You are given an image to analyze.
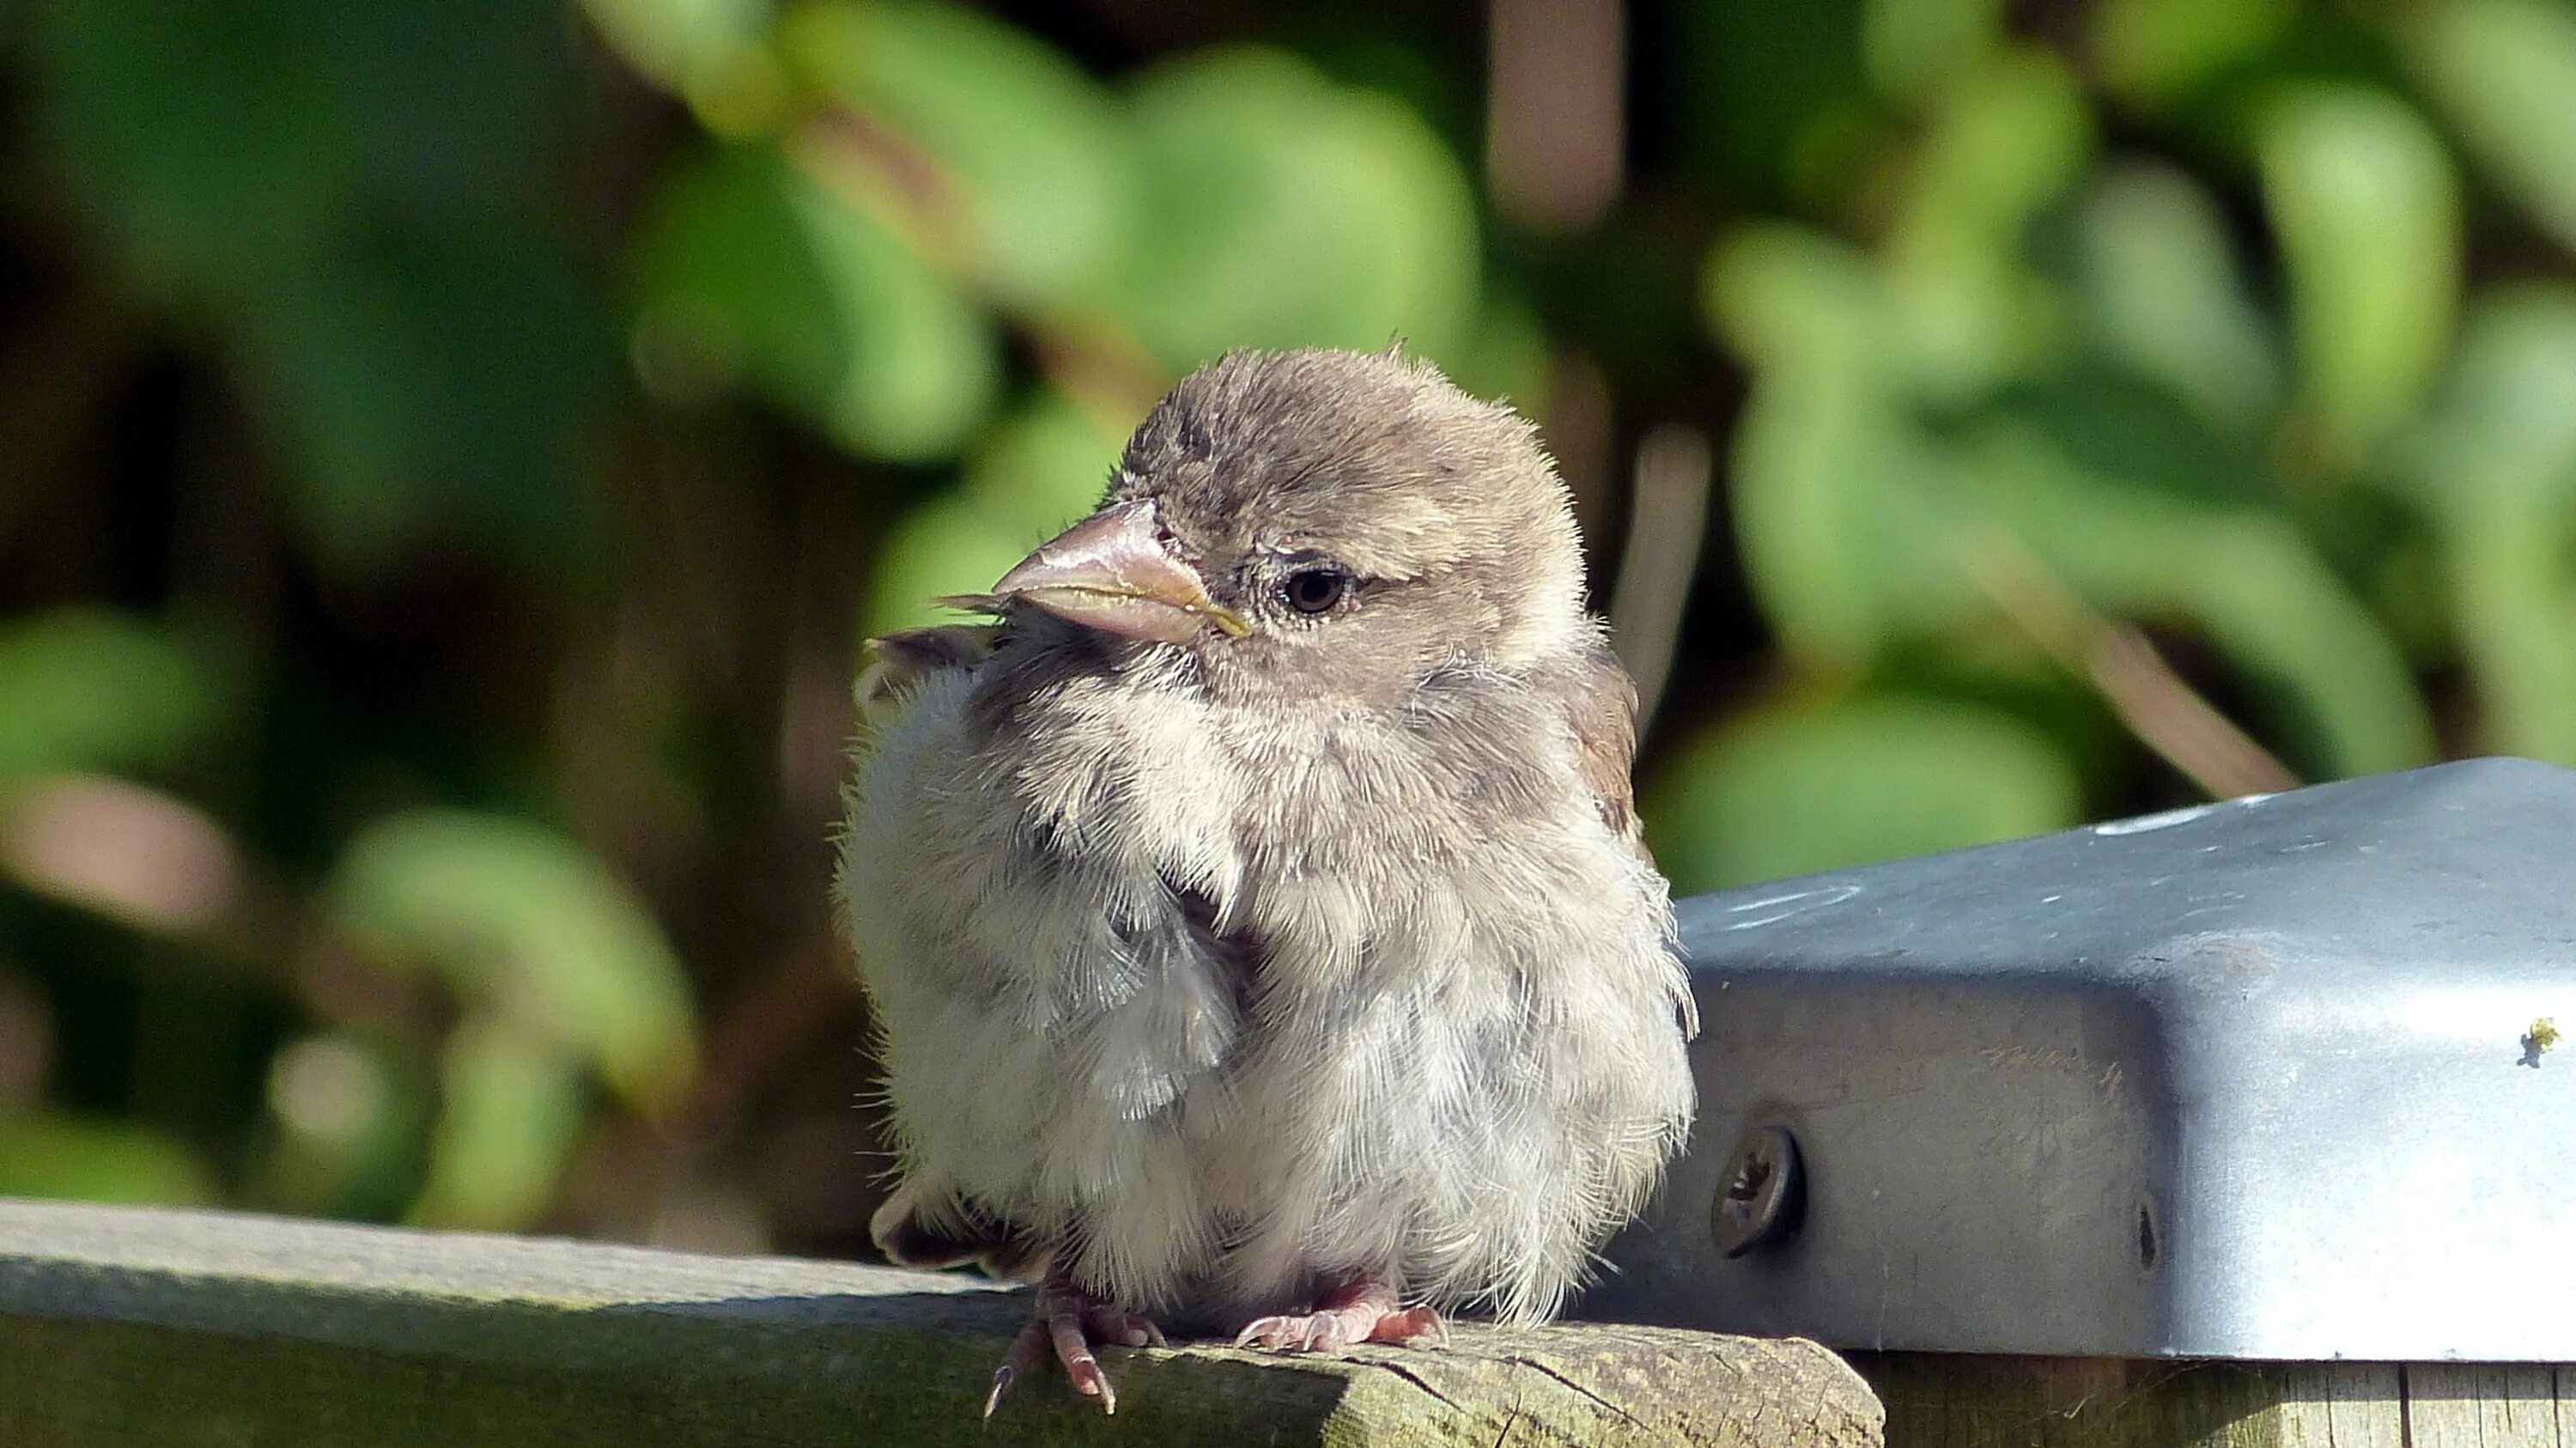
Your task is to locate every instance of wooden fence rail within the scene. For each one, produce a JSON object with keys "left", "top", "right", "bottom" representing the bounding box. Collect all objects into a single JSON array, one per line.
[
  {"left": 0, "top": 1198, "right": 1883, "bottom": 1447},
  {"left": 1856, "top": 1354, "right": 2571, "bottom": 1448}
]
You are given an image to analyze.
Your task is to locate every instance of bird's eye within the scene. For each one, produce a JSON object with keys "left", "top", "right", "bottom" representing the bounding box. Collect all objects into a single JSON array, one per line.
[{"left": 1279, "top": 566, "right": 1351, "bottom": 616}]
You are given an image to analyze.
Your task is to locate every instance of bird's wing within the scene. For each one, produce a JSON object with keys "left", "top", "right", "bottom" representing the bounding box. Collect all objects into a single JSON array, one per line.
[
  {"left": 1563, "top": 638, "right": 1647, "bottom": 857},
  {"left": 856, "top": 624, "right": 1044, "bottom": 1279},
  {"left": 1564, "top": 638, "right": 1701, "bottom": 1037},
  {"left": 868, "top": 1180, "right": 1051, "bottom": 1282},
  {"left": 856, "top": 624, "right": 998, "bottom": 726}
]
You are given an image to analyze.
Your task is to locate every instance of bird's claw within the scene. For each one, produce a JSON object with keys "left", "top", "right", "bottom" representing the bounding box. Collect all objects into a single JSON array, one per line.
[
  {"left": 983, "top": 1286, "right": 1163, "bottom": 1419},
  {"left": 1233, "top": 1299, "right": 1443, "bottom": 1353}
]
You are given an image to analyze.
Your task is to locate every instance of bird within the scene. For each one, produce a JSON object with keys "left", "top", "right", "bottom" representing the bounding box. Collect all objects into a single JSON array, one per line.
[{"left": 836, "top": 345, "right": 1698, "bottom": 1417}]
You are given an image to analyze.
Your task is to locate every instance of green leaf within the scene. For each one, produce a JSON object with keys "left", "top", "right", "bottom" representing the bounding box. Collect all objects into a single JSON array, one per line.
[
  {"left": 1441, "top": 293, "right": 1552, "bottom": 418},
  {"left": 1862, "top": 0, "right": 2004, "bottom": 108},
  {"left": 632, "top": 143, "right": 999, "bottom": 461},
  {"left": 1907, "top": 46, "right": 2095, "bottom": 244},
  {"left": 582, "top": 0, "right": 775, "bottom": 97},
  {"left": 27, "top": 0, "right": 355, "bottom": 301},
  {"left": 236, "top": 235, "right": 612, "bottom": 565},
  {"left": 0, "top": 1110, "right": 215, "bottom": 1205},
  {"left": 861, "top": 496, "right": 1036, "bottom": 641},
  {"left": 315, "top": 3, "right": 585, "bottom": 234},
  {"left": 2402, "top": 285, "right": 2576, "bottom": 517},
  {"left": 33, "top": 1, "right": 609, "bottom": 568},
  {"left": 33, "top": 0, "right": 585, "bottom": 295},
  {"left": 0, "top": 610, "right": 228, "bottom": 789},
  {"left": 1965, "top": 423, "right": 2437, "bottom": 777},
  {"left": 328, "top": 810, "right": 698, "bottom": 1113},
  {"left": 1705, "top": 222, "right": 2433, "bottom": 777},
  {"left": 1704, "top": 223, "right": 1883, "bottom": 379},
  {"left": 1115, "top": 47, "right": 1481, "bottom": 370},
  {"left": 862, "top": 387, "right": 1127, "bottom": 636},
  {"left": 1668, "top": 0, "right": 1872, "bottom": 202},
  {"left": 2397, "top": 284, "right": 2576, "bottom": 764},
  {"left": 2404, "top": 0, "right": 2576, "bottom": 259},
  {"left": 1883, "top": 47, "right": 2096, "bottom": 400},
  {"left": 784, "top": 0, "right": 1139, "bottom": 311},
  {"left": 1724, "top": 375, "right": 1984, "bottom": 665},
  {"left": 956, "top": 386, "right": 1129, "bottom": 532},
  {"left": 2255, "top": 83, "right": 2461, "bottom": 463},
  {"left": 2071, "top": 163, "right": 2281, "bottom": 437},
  {"left": 1646, "top": 691, "right": 2081, "bottom": 892},
  {"left": 2089, "top": 0, "right": 2293, "bottom": 109},
  {"left": 407, "top": 1017, "right": 586, "bottom": 1231},
  {"left": 254, "top": 1032, "right": 423, "bottom": 1221},
  {"left": 1704, "top": 226, "right": 1985, "bottom": 663}
]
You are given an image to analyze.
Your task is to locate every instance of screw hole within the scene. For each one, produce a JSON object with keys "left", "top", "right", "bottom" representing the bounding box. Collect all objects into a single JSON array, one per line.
[
  {"left": 1726, "top": 1158, "right": 1771, "bottom": 1204},
  {"left": 1710, "top": 1125, "right": 1803, "bottom": 1258}
]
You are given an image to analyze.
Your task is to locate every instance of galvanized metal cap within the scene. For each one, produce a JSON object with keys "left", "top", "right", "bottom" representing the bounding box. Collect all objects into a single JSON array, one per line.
[{"left": 1585, "top": 757, "right": 2576, "bottom": 1360}]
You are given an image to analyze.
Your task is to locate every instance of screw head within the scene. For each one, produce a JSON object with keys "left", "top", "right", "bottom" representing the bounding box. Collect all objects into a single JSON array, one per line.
[{"left": 1711, "top": 1124, "right": 1804, "bottom": 1258}]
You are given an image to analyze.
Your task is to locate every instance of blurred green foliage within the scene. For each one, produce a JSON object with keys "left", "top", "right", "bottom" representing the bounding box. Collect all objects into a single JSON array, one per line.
[{"left": 1, "top": 0, "right": 2572, "bottom": 1244}]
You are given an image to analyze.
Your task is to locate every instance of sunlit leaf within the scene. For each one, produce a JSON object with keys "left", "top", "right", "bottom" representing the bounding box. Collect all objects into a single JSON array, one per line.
[
  {"left": 1724, "top": 375, "right": 1984, "bottom": 665},
  {"left": 1704, "top": 225, "right": 1984, "bottom": 662},
  {"left": 2405, "top": 0, "right": 2576, "bottom": 259},
  {"left": 861, "top": 496, "right": 1033, "bottom": 642},
  {"left": 2255, "top": 83, "right": 2461, "bottom": 464},
  {"left": 2090, "top": 0, "right": 2292, "bottom": 109},
  {"left": 1704, "top": 223, "right": 1882, "bottom": 377},
  {"left": 0, "top": 611, "right": 228, "bottom": 789},
  {"left": 2402, "top": 286, "right": 2576, "bottom": 516},
  {"left": 633, "top": 143, "right": 999, "bottom": 461},
  {"left": 2072, "top": 163, "right": 2281, "bottom": 437},
  {"left": 1862, "top": 0, "right": 2003, "bottom": 108},
  {"left": 1884, "top": 46, "right": 2095, "bottom": 399},
  {"left": 0, "top": 1110, "right": 215, "bottom": 1205},
  {"left": 1707, "top": 219, "right": 2433, "bottom": 777},
  {"left": 1966, "top": 424, "right": 2437, "bottom": 777},
  {"left": 1647, "top": 691, "right": 2081, "bottom": 892},
  {"left": 328, "top": 810, "right": 698, "bottom": 1113},
  {"left": 863, "top": 387, "right": 1127, "bottom": 636},
  {"left": 1907, "top": 46, "right": 2094, "bottom": 246},
  {"left": 2426, "top": 503, "right": 2576, "bottom": 769},
  {"left": 956, "top": 386, "right": 1129, "bottom": 531},
  {"left": 1114, "top": 48, "right": 1480, "bottom": 370},
  {"left": 407, "top": 1017, "right": 586, "bottom": 1230},
  {"left": 784, "top": 0, "right": 1138, "bottom": 311},
  {"left": 582, "top": 0, "right": 775, "bottom": 99},
  {"left": 2397, "top": 284, "right": 2576, "bottom": 764}
]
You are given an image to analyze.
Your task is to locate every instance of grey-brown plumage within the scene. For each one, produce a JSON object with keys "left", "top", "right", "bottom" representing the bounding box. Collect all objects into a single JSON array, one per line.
[{"left": 837, "top": 347, "right": 1696, "bottom": 1414}]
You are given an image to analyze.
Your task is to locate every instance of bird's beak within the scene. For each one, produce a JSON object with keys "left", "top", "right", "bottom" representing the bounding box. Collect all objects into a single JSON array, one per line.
[{"left": 987, "top": 499, "right": 1249, "bottom": 643}]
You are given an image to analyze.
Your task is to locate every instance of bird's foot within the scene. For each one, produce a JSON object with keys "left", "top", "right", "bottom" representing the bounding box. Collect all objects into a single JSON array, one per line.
[
  {"left": 986, "top": 1275, "right": 1165, "bottom": 1419},
  {"left": 1233, "top": 1277, "right": 1445, "bottom": 1353}
]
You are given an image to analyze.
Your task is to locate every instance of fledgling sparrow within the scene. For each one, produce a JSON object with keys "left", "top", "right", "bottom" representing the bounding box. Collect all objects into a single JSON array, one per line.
[{"left": 837, "top": 347, "right": 1697, "bottom": 1416}]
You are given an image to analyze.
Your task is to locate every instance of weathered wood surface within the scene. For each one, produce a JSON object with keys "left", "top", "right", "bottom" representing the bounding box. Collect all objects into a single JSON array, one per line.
[
  {"left": 0, "top": 1198, "right": 1882, "bottom": 1446},
  {"left": 1856, "top": 1355, "right": 2572, "bottom": 1448}
]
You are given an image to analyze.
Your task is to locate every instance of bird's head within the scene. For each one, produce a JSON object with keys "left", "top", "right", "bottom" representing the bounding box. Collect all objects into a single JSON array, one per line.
[{"left": 983, "top": 348, "right": 1587, "bottom": 700}]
